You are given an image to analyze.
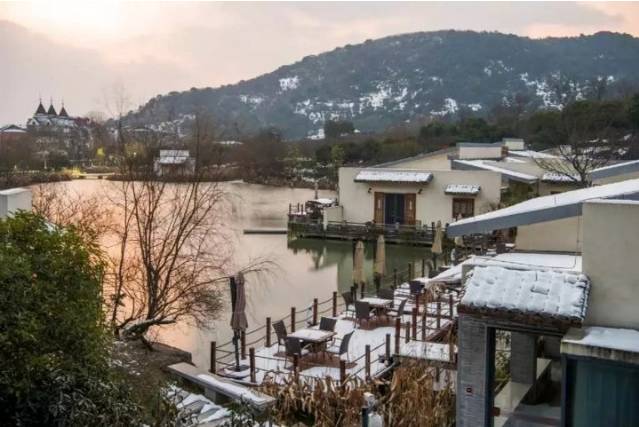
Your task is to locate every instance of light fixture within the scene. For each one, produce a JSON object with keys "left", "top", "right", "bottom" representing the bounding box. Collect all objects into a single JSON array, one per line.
[
  {"left": 418, "top": 188, "right": 423, "bottom": 194},
  {"left": 368, "top": 187, "right": 372, "bottom": 194}
]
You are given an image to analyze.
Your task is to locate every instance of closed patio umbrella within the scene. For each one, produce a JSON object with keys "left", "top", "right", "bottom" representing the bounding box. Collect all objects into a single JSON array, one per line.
[
  {"left": 374, "top": 235, "right": 386, "bottom": 290},
  {"left": 230, "top": 272, "right": 248, "bottom": 372},
  {"left": 431, "top": 221, "right": 444, "bottom": 270},
  {"left": 353, "top": 240, "right": 366, "bottom": 287}
]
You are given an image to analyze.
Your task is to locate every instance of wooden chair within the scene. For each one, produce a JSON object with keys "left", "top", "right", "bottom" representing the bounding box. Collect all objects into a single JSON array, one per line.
[
  {"left": 319, "top": 316, "right": 337, "bottom": 332},
  {"left": 354, "top": 300, "right": 373, "bottom": 328},
  {"left": 284, "top": 337, "right": 309, "bottom": 368},
  {"left": 409, "top": 280, "right": 425, "bottom": 296},
  {"left": 377, "top": 288, "right": 395, "bottom": 307},
  {"left": 273, "top": 320, "right": 287, "bottom": 352},
  {"left": 341, "top": 291, "right": 355, "bottom": 317},
  {"left": 386, "top": 298, "right": 408, "bottom": 320},
  {"left": 326, "top": 330, "right": 354, "bottom": 362}
]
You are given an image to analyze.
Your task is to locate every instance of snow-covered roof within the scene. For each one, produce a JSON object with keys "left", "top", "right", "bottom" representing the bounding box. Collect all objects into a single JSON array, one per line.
[
  {"left": 447, "top": 178, "right": 639, "bottom": 237},
  {"left": 452, "top": 159, "right": 538, "bottom": 184},
  {"left": 563, "top": 326, "right": 639, "bottom": 355},
  {"left": 158, "top": 150, "right": 191, "bottom": 165},
  {"left": 541, "top": 172, "right": 580, "bottom": 183},
  {"left": 0, "top": 124, "right": 27, "bottom": 133},
  {"left": 459, "top": 265, "right": 590, "bottom": 327},
  {"left": 354, "top": 169, "right": 433, "bottom": 184},
  {"left": 591, "top": 159, "right": 639, "bottom": 180},
  {"left": 509, "top": 150, "right": 557, "bottom": 160},
  {"left": 445, "top": 184, "right": 481, "bottom": 195}
]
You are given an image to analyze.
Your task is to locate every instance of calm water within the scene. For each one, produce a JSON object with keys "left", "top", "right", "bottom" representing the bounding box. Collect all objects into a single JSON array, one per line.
[{"left": 50, "top": 180, "right": 430, "bottom": 367}]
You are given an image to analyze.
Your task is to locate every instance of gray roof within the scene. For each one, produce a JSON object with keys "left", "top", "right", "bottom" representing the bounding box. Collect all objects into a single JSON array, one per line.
[
  {"left": 452, "top": 159, "right": 538, "bottom": 184},
  {"left": 591, "top": 159, "right": 639, "bottom": 180},
  {"left": 372, "top": 147, "right": 454, "bottom": 168},
  {"left": 459, "top": 265, "right": 590, "bottom": 328},
  {"left": 447, "top": 178, "right": 639, "bottom": 237}
]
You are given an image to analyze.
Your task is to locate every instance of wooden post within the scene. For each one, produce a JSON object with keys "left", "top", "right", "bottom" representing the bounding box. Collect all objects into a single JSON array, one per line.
[
  {"left": 449, "top": 336, "right": 455, "bottom": 363},
  {"left": 437, "top": 301, "right": 441, "bottom": 329},
  {"left": 293, "top": 355, "right": 299, "bottom": 381},
  {"left": 360, "top": 281, "right": 365, "bottom": 299},
  {"left": 210, "top": 341, "right": 216, "bottom": 374},
  {"left": 365, "top": 345, "right": 371, "bottom": 380},
  {"left": 385, "top": 333, "right": 391, "bottom": 361},
  {"left": 448, "top": 294, "right": 454, "bottom": 319},
  {"left": 241, "top": 330, "right": 246, "bottom": 360},
  {"left": 332, "top": 291, "right": 338, "bottom": 317},
  {"left": 340, "top": 360, "right": 346, "bottom": 385},
  {"left": 249, "top": 348, "right": 256, "bottom": 383},
  {"left": 265, "top": 317, "right": 271, "bottom": 348},
  {"left": 422, "top": 258, "right": 426, "bottom": 277},
  {"left": 408, "top": 262, "right": 413, "bottom": 280},
  {"left": 412, "top": 307, "right": 418, "bottom": 340},
  {"left": 415, "top": 293, "right": 421, "bottom": 315},
  {"left": 312, "top": 298, "right": 318, "bottom": 326},
  {"left": 405, "top": 322, "right": 410, "bottom": 343},
  {"left": 421, "top": 312, "right": 427, "bottom": 341},
  {"left": 393, "top": 268, "right": 398, "bottom": 288},
  {"left": 291, "top": 307, "right": 296, "bottom": 333},
  {"left": 394, "top": 318, "right": 401, "bottom": 354}
]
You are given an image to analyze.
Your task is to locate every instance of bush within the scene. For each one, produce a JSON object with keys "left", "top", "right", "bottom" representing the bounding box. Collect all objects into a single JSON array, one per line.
[{"left": 0, "top": 213, "right": 142, "bottom": 425}]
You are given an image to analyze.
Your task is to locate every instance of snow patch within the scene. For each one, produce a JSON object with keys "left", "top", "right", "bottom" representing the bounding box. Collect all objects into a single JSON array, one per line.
[{"left": 279, "top": 76, "right": 300, "bottom": 91}]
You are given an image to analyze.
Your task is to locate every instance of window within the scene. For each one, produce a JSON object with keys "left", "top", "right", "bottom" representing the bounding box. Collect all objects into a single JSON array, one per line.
[{"left": 453, "top": 198, "right": 474, "bottom": 219}]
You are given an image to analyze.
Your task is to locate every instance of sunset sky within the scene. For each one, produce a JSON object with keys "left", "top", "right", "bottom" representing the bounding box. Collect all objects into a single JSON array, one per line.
[{"left": 1, "top": 1, "right": 639, "bottom": 124}]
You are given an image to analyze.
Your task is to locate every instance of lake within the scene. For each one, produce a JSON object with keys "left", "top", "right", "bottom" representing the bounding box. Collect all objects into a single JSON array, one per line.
[{"left": 49, "top": 179, "right": 430, "bottom": 368}]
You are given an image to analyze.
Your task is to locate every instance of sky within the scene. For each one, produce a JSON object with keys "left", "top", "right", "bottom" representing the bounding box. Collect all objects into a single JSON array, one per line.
[{"left": 1, "top": 1, "right": 639, "bottom": 125}]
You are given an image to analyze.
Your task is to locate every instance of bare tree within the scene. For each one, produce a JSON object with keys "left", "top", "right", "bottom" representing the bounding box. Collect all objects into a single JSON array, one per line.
[{"left": 534, "top": 100, "right": 628, "bottom": 187}]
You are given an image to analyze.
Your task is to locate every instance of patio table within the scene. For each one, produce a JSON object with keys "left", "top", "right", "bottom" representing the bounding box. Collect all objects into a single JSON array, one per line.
[
  {"left": 359, "top": 297, "right": 393, "bottom": 318},
  {"left": 287, "top": 328, "right": 337, "bottom": 355}
]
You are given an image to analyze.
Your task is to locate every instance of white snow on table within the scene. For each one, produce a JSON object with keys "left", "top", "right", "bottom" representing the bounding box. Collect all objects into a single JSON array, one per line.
[
  {"left": 562, "top": 326, "right": 639, "bottom": 354},
  {"left": 354, "top": 169, "right": 433, "bottom": 183},
  {"left": 448, "top": 178, "right": 639, "bottom": 235},
  {"left": 461, "top": 266, "right": 589, "bottom": 321},
  {"left": 445, "top": 184, "right": 481, "bottom": 195}
]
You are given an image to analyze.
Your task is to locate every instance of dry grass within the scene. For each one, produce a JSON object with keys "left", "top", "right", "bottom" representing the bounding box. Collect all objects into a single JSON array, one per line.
[{"left": 259, "top": 360, "right": 455, "bottom": 426}]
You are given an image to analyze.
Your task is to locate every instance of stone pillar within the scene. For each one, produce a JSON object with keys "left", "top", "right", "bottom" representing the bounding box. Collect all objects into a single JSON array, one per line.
[
  {"left": 510, "top": 332, "right": 537, "bottom": 384},
  {"left": 456, "top": 314, "right": 490, "bottom": 427}
]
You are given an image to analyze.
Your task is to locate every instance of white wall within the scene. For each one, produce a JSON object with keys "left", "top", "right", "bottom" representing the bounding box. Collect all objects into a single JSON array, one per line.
[
  {"left": 338, "top": 168, "right": 501, "bottom": 226},
  {"left": 582, "top": 200, "right": 639, "bottom": 329},
  {"left": 515, "top": 216, "right": 582, "bottom": 253},
  {"left": 0, "top": 188, "right": 32, "bottom": 218},
  {"left": 458, "top": 145, "right": 502, "bottom": 160}
]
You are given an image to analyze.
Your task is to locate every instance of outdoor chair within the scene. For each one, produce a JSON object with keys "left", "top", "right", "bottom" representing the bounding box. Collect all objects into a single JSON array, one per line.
[
  {"left": 377, "top": 288, "right": 395, "bottom": 307},
  {"left": 273, "top": 320, "right": 288, "bottom": 352},
  {"left": 284, "top": 337, "right": 309, "bottom": 368},
  {"left": 409, "top": 280, "right": 425, "bottom": 296},
  {"left": 354, "top": 300, "right": 373, "bottom": 328},
  {"left": 386, "top": 298, "right": 408, "bottom": 321},
  {"left": 341, "top": 291, "right": 355, "bottom": 317},
  {"left": 319, "top": 316, "right": 337, "bottom": 332},
  {"left": 326, "top": 330, "right": 354, "bottom": 362}
]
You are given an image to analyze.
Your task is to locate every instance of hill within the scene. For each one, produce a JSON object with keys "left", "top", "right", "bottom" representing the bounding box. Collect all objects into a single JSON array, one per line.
[{"left": 123, "top": 30, "right": 639, "bottom": 139}]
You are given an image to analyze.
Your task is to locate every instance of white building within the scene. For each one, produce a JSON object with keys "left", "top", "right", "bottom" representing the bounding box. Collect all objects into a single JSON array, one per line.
[
  {"left": 153, "top": 150, "right": 195, "bottom": 177},
  {"left": 0, "top": 188, "right": 32, "bottom": 219},
  {"left": 448, "top": 180, "right": 639, "bottom": 426}
]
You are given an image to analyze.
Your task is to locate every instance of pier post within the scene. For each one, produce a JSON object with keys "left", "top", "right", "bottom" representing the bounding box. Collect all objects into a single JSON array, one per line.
[
  {"left": 291, "top": 307, "right": 296, "bottom": 333},
  {"left": 405, "top": 322, "right": 410, "bottom": 344},
  {"left": 312, "top": 298, "right": 318, "bottom": 326},
  {"left": 394, "top": 318, "right": 401, "bottom": 354},
  {"left": 448, "top": 294, "right": 454, "bottom": 319},
  {"left": 421, "top": 311, "right": 427, "bottom": 341},
  {"left": 415, "top": 293, "right": 420, "bottom": 315},
  {"left": 422, "top": 258, "right": 426, "bottom": 277},
  {"left": 360, "top": 282, "right": 365, "bottom": 299},
  {"left": 449, "top": 335, "right": 455, "bottom": 363},
  {"left": 412, "top": 307, "right": 417, "bottom": 340},
  {"left": 436, "top": 301, "right": 441, "bottom": 329},
  {"left": 408, "top": 262, "right": 413, "bottom": 280},
  {"left": 210, "top": 341, "right": 216, "bottom": 374},
  {"left": 332, "top": 291, "right": 338, "bottom": 317},
  {"left": 393, "top": 268, "right": 398, "bottom": 288},
  {"left": 340, "top": 360, "right": 347, "bottom": 385},
  {"left": 241, "top": 330, "right": 246, "bottom": 359},
  {"left": 365, "top": 345, "right": 371, "bottom": 380},
  {"left": 266, "top": 317, "right": 271, "bottom": 348},
  {"left": 385, "top": 334, "right": 391, "bottom": 361},
  {"left": 249, "top": 348, "right": 256, "bottom": 383}
]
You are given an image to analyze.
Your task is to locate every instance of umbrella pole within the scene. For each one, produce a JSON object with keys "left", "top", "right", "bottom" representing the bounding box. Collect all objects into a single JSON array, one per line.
[{"left": 233, "top": 330, "right": 241, "bottom": 371}]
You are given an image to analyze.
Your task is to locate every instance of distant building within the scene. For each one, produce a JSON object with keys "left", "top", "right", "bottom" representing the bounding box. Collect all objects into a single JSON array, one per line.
[
  {"left": 153, "top": 150, "right": 195, "bottom": 177},
  {"left": 0, "top": 124, "right": 28, "bottom": 142},
  {"left": 27, "top": 100, "right": 78, "bottom": 132}
]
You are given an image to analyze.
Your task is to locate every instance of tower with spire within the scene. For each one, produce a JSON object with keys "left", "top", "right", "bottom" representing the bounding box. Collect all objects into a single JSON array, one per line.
[{"left": 27, "top": 97, "right": 77, "bottom": 130}]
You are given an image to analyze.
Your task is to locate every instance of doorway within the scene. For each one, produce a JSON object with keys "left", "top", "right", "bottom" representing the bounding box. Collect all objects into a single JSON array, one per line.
[{"left": 384, "top": 193, "right": 405, "bottom": 225}]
